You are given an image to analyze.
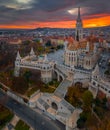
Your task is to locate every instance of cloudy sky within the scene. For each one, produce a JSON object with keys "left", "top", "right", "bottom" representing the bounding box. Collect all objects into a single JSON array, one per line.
[{"left": 0, "top": 0, "right": 110, "bottom": 29}]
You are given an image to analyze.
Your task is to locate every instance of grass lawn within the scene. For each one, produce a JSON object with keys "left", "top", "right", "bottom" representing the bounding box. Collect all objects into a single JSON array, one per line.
[
  {"left": 26, "top": 80, "right": 60, "bottom": 97},
  {"left": 26, "top": 85, "right": 56, "bottom": 97},
  {"left": 0, "top": 105, "right": 13, "bottom": 129},
  {"left": 26, "top": 86, "right": 39, "bottom": 97},
  {"left": 40, "top": 85, "right": 55, "bottom": 93},
  {"left": 40, "top": 80, "right": 60, "bottom": 93},
  {"left": 15, "top": 120, "right": 30, "bottom": 130}
]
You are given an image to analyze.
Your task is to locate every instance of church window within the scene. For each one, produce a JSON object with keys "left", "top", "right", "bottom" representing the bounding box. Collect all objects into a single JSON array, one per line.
[
  {"left": 93, "top": 82, "right": 96, "bottom": 85},
  {"left": 105, "top": 88, "right": 107, "bottom": 91}
]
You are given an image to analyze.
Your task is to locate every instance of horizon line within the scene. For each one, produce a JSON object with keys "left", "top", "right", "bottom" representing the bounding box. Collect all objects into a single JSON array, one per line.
[{"left": 0, "top": 25, "right": 110, "bottom": 30}]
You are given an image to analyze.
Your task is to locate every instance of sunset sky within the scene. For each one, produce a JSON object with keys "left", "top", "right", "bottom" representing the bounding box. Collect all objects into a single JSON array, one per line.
[{"left": 0, "top": 0, "right": 110, "bottom": 29}]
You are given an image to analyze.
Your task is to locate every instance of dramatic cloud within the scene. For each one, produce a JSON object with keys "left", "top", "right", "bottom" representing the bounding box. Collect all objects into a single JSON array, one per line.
[{"left": 0, "top": 0, "right": 110, "bottom": 28}]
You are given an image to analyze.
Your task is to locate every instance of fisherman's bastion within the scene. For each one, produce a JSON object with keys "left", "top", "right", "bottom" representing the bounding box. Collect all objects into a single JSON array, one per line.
[{"left": 14, "top": 8, "right": 110, "bottom": 130}]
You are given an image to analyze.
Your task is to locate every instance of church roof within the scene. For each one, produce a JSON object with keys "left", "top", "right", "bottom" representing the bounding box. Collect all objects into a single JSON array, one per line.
[
  {"left": 67, "top": 38, "right": 95, "bottom": 52},
  {"left": 67, "top": 40, "right": 79, "bottom": 51},
  {"left": 16, "top": 51, "right": 21, "bottom": 60}
]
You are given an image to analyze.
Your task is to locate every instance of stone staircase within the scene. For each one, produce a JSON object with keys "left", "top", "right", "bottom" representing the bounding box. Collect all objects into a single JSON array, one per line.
[{"left": 54, "top": 79, "right": 72, "bottom": 98}]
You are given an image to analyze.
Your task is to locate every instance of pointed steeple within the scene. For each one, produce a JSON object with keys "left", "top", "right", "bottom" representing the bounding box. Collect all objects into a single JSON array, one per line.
[
  {"left": 75, "top": 7, "right": 83, "bottom": 41},
  {"left": 16, "top": 51, "right": 21, "bottom": 61},
  {"left": 77, "top": 7, "right": 81, "bottom": 22},
  {"left": 30, "top": 47, "right": 35, "bottom": 56},
  {"left": 44, "top": 54, "right": 48, "bottom": 62}
]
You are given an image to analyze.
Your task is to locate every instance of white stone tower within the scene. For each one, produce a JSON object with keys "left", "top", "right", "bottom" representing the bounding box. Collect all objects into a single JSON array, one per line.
[
  {"left": 75, "top": 7, "right": 83, "bottom": 41},
  {"left": 30, "top": 47, "right": 36, "bottom": 58},
  {"left": 14, "top": 51, "right": 21, "bottom": 77},
  {"left": 86, "top": 42, "right": 90, "bottom": 52},
  {"left": 41, "top": 55, "right": 53, "bottom": 83},
  {"left": 93, "top": 43, "right": 97, "bottom": 54}
]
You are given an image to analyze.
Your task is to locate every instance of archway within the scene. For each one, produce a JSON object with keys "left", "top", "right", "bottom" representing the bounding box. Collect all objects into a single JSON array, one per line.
[
  {"left": 59, "top": 75, "right": 63, "bottom": 82},
  {"left": 53, "top": 71, "right": 58, "bottom": 80},
  {"left": 75, "top": 82, "right": 83, "bottom": 89},
  {"left": 51, "top": 102, "right": 58, "bottom": 110}
]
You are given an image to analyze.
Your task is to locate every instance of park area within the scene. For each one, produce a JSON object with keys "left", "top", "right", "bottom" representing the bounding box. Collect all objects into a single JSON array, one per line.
[
  {"left": 15, "top": 120, "right": 30, "bottom": 130},
  {"left": 65, "top": 83, "right": 110, "bottom": 130},
  {"left": 0, "top": 104, "right": 13, "bottom": 129}
]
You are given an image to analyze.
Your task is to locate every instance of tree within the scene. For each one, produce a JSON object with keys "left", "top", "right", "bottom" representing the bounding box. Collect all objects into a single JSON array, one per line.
[
  {"left": 45, "top": 40, "right": 52, "bottom": 47},
  {"left": 77, "top": 112, "right": 87, "bottom": 128},
  {"left": 23, "top": 71, "right": 32, "bottom": 82},
  {"left": 82, "top": 90, "right": 93, "bottom": 109},
  {"left": 23, "top": 40, "right": 31, "bottom": 45},
  {"left": 11, "top": 77, "right": 29, "bottom": 94}
]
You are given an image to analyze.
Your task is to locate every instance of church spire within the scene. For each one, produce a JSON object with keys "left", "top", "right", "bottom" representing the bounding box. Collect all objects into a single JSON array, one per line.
[
  {"left": 16, "top": 51, "right": 21, "bottom": 61},
  {"left": 30, "top": 47, "right": 35, "bottom": 57},
  {"left": 77, "top": 7, "right": 81, "bottom": 22},
  {"left": 44, "top": 54, "right": 48, "bottom": 62},
  {"left": 75, "top": 7, "right": 83, "bottom": 41}
]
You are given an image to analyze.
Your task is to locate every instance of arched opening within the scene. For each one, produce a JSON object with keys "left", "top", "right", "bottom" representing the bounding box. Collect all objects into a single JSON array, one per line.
[
  {"left": 53, "top": 71, "right": 58, "bottom": 80},
  {"left": 75, "top": 82, "right": 83, "bottom": 89},
  {"left": 59, "top": 75, "right": 63, "bottom": 82},
  {"left": 51, "top": 102, "right": 58, "bottom": 110}
]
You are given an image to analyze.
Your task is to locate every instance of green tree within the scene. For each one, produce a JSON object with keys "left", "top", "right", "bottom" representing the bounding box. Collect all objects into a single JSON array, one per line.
[
  {"left": 23, "top": 71, "right": 32, "bottom": 82},
  {"left": 45, "top": 40, "right": 52, "bottom": 47},
  {"left": 23, "top": 40, "right": 31, "bottom": 45},
  {"left": 82, "top": 90, "right": 93, "bottom": 109},
  {"left": 77, "top": 112, "right": 87, "bottom": 128},
  {"left": 11, "top": 77, "right": 29, "bottom": 94}
]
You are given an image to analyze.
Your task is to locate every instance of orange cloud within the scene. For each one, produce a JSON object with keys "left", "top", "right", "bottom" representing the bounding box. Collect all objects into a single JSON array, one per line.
[{"left": 0, "top": 15, "right": 110, "bottom": 29}]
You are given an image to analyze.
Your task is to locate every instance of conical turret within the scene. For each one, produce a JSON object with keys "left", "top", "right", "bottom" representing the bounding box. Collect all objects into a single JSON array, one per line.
[
  {"left": 44, "top": 54, "right": 48, "bottom": 62},
  {"left": 92, "top": 64, "right": 100, "bottom": 80},
  {"left": 16, "top": 51, "right": 21, "bottom": 61},
  {"left": 30, "top": 47, "right": 35, "bottom": 56}
]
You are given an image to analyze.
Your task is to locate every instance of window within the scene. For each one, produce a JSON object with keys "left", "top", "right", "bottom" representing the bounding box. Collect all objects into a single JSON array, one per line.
[
  {"left": 93, "top": 82, "right": 96, "bottom": 85},
  {"left": 105, "top": 88, "right": 107, "bottom": 91}
]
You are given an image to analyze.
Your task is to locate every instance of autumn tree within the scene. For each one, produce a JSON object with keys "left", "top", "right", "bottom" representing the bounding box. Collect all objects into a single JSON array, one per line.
[
  {"left": 82, "top": 90, "right": 93, "bottom": 109},
  {"left": 11, "top": 77, "right": 29, "bottom": 94}
]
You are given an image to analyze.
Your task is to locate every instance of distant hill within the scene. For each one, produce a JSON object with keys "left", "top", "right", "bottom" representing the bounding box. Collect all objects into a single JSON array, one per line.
[{"left": 0, "top": 25, "right": 110, "bottom": 32}]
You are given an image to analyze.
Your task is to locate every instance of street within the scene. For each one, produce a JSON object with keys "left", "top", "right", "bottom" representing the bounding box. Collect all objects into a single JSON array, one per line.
[{"left": 0, "top": 90, "right": 65, "bottom": 130}]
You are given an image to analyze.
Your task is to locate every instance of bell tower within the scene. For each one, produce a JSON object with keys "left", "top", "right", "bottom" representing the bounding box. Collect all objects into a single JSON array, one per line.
[{"left": 75, "top": 7, "right": 83, "bottom": 41}]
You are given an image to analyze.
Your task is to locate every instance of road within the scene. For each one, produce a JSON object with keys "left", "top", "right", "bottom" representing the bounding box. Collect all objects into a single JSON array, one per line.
[{"left": 0, "top": 90, "right": 65, "bottom": 130}]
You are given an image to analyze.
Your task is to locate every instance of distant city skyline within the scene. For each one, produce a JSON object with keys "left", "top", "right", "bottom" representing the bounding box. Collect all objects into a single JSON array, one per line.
[{"left": 0, "top": 0, "right": 110, "bottom": 29}]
